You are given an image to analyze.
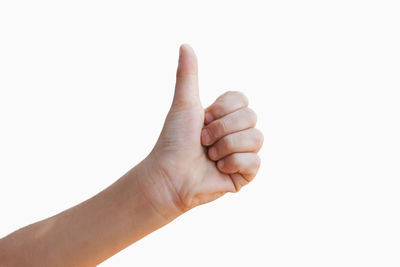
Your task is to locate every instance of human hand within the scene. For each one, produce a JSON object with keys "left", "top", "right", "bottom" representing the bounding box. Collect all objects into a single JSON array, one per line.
[
  {"left": 138, "top": 44, "right": 263, "bottom": 217},
  {"left": 0, "top": 44, "right": 263, "bottom": 267}
]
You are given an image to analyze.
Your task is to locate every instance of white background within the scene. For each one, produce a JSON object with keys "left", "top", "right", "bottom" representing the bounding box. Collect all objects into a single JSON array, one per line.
[{"left": 1, "top": 1, "right": 399, "bottom": 266}]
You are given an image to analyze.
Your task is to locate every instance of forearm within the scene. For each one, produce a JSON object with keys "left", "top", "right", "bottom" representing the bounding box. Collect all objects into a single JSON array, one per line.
[{"left": 0, "top": 158, "right": 181, "bottom": 267}]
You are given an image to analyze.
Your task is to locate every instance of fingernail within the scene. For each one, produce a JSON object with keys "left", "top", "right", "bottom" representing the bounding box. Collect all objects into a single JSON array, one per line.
[
  {"left": 202, "top": 128, "right": 211, "bottom": 144},
  {"left": 218, "top": 160, "right": 224, "bottom": 169},
  {"left": 178, "top": 45, "right": 184, "bottom": 62},
  {"left": 205, "top": 112, "right": 214, "bottom": 124},
  {"left": 209, "top": 147, "right": 217, "bottom": 159},
  {"left": 179, "top": 44, "right": 183, "bottom": 56}
]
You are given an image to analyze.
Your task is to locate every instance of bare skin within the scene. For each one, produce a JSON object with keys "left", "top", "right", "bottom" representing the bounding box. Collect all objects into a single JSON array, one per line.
[{"left": 0, "top": 44, "right": 263, "bottom": 266}]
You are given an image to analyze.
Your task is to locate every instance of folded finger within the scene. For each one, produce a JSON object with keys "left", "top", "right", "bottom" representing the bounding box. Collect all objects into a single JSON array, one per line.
[
  {"left": 208, "top": 128, "right": 264, "bottom": 161},
  {"left": 204, "top": 91, "right": 248, "bottom": 124},
  {"left": 201, "top": 107, "right": 257, "bottom": 146},
  {"left": 217, "top": 153, "right": 261, "bottom": 181}
]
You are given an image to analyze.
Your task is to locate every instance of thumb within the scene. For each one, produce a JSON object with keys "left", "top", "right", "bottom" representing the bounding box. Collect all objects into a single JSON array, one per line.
[{"left": 172, "top": 44, "right": 200, "bottom": 107}]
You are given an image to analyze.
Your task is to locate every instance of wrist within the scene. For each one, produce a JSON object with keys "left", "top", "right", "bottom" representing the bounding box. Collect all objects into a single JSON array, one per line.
[{"left": 126, "top": 155, "right": 185, "bottom": 224}]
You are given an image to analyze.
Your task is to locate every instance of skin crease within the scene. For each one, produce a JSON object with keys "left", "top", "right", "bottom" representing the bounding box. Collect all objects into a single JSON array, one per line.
[{"left": 0, "top": 44, "right": 263, "bottom": 266}]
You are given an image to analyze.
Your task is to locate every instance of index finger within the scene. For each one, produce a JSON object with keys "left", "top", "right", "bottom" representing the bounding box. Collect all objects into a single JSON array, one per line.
[{"left": 204, "top": 91, "right": 249, "bottom": 124}]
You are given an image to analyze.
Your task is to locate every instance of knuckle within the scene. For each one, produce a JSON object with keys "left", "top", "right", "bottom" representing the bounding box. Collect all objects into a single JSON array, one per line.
[
  {"left": 225, "top": 91, "right": 249, "bottom": 106},
  {"left": 253, "top": 128, "right": 264, "bottom": 148},
  {"left": 234, "top": 91, "right": 249, "bottom": 106},
  {"left": 223, "top": 90, "right": 237, "bottom": 97},
  {"left": 254, "top": 155, "right": 261, "bottom": 170},
  {"left": 244, "top": 107, "right": 258, "bottom": 126}
]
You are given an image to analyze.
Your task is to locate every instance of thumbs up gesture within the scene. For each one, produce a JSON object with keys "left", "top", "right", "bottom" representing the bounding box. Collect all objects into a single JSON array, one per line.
[{"left": 139, "top": 44, "right": 263, "bottom": 215}]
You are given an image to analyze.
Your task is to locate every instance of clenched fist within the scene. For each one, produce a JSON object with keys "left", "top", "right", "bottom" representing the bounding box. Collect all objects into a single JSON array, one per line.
[{"left": 138, "top": 44, "right": 263, "bottom": 216}]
